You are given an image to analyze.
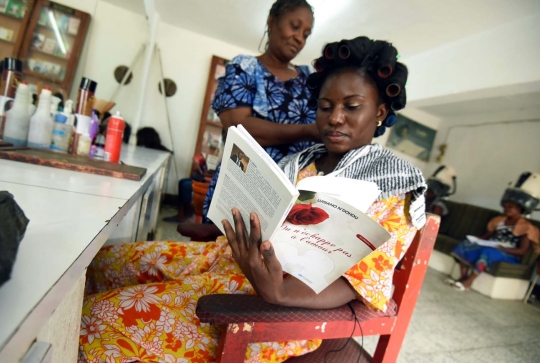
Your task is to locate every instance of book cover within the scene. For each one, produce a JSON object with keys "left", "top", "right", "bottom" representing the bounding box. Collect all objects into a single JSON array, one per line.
[
  {"left": 42, "top": 38, "right": 56, "bottom": 54},
  {"left": 0, "top": 27, "right": 14, "bottom": 41},
  {"left": 0, "top": 0, "right": 8, "bottom": 13},
  {"left": 31, "top": 33, "right": 45, "bottom": 50},
  {"left": 208, "top": 126, "right": 391, "bottom": 293},
  {"left": 68, "top": 17, "right": 80, "bottom": 35}
]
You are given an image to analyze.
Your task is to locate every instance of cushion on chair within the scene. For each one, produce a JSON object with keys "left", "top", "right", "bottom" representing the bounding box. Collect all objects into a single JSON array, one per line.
[
  {"left": 487, "top": 261, "right": 535, "bottom": 279},
  {"left": 196, "top": 294, "right": 397, "bottom": 325},
  {"left": 286, "top": 338, "right": 372, "bottom": 363}
]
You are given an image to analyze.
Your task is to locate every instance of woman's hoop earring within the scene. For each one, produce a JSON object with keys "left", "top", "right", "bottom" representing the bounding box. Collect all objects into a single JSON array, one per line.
[
  {"left": 377, "top": 120, "right": 383, "bottom": 127},
  {"left": 258, "top": 29, "right": 268, "bottom": 53}
]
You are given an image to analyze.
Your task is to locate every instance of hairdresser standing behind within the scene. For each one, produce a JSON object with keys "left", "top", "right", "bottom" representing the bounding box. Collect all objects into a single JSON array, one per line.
[{"left": 202, "top": 0, "right": 319, "bottom": 221}]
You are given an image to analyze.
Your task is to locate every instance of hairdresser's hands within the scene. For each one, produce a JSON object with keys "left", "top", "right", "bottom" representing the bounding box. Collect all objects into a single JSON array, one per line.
[{"left": 223, "top": 209, "right": 285, "bottom": 304}]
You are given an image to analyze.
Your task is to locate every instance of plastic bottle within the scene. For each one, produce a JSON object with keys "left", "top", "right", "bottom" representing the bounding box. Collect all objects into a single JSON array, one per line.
[
  {"left": 71, "top": 77, "right": 97, "bottom": 154},
  {"left": 50, "top": 96, "right": 62, "bottom": 118},
  {"left": 104, "top": 112, "right": 124, "bottom": 163},
  {"left": 27, "top": 87, "right": 54, "bottom": 149},
  {"left": 0, "top": 58, "right": 23, "bottom": 139},
  {"left": 50, "top": 114, "right": 72, "bottom": 153},
  {"left": 3, "top": 81, "right": 31, "bottom": 146},
  {"left": 62, "top": 99, "right": 75, "bottom": 126},
  {"left": 92, "top": 134, "right": 106, "bottom": 160},
  {"left": 77, "top": 132, "right": 91, "bottom": 156}
]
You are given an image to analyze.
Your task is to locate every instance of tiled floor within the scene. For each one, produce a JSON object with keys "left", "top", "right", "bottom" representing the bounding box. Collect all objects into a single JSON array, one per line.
[{"left": 156, "top": 205, "right": 540, "bottom": 363}]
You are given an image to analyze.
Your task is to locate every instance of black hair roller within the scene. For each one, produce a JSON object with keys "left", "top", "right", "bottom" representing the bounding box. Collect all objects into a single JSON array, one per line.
[
  {"left": 391, "top": 63, "right": 408, "bottom": 88},
  {"left": 312, "top": 58, "right": 324, "bottom": 73},
  {"left": 338, "top": 43, "right": 351, "bottom": 60},
  {"left": 375, "top": 44, "right": 398, "bottom": 78},
  {"left": 386, "top": 83, "right": 401, "bottom": 97},
  {"left": 307, "top": 96, "right": 318, "bottom": 110},
  {"left": 391, "top": 89, "right": 406, "bottom": 111},
  {"left": 306, "top": 72, "right": 321, "bottom": 90},
  {"left": 323, "top": 43, "right": 337, "bottom": 60}
]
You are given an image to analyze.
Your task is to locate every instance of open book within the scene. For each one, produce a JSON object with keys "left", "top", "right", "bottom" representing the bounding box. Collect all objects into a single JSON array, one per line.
[
  {"left": 466, "top": 235, "right": 513, "bottom": 249},
  {"left": 208, "top": 125, "right": 391, "bottom": 294}
]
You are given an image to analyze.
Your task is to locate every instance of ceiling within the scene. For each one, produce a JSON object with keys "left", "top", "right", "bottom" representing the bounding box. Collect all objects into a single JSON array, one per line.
[
  {"left": 101, "top": 0, "right": 540, "bottom": 64},
  {"left": 418, "top": 91, "right": 540, "bottom": 118}
]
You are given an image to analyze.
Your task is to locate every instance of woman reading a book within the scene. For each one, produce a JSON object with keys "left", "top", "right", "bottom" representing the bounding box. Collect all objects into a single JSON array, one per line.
[
  {"left": 449, "top": 199, "right": 538, "bottom": 291},
  {"left": 79, "top": 37, "right": 426, "bottom": 363}
]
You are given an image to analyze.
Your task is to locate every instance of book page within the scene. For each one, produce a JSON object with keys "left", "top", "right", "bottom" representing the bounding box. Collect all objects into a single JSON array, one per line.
[
  {"left": 208, "top": 126, "right": 299, "bottom": 242},
  {"left": 466, "top": 235, "right": 513, "bottom": 248},
  {"left": 272, "top": 192, "right": 391, "bottom": 294},
  {"left": 296, "top": 176, "right": 380, "bottom": 213}
]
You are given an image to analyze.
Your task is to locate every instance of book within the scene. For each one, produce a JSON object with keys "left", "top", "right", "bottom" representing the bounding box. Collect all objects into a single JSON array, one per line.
[
  {"left": 0, "top": 0, "right": 8, "bottom": 13},
  {"left": 466, "top": 235, "right": 513, "bottom": 249},
  {"left": 208, "top": 125, "right": 391, "bottom": 293},
  {"left": 0, "top": 27, "right": 14, "bottom": 42},
  {"left": 68, "top": 17, "right": 80, "bottom": 35},
  {"left": 42, "top": 38, "right": 56, "bottom": 54}
]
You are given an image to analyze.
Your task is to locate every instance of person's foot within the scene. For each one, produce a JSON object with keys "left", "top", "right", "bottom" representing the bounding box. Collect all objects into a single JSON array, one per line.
[
  {"left": 443, "top": 277, "right": 456, "bottom": 286},
  {"left": 453, "top": 281, "right": 470, "bottom": 292}
]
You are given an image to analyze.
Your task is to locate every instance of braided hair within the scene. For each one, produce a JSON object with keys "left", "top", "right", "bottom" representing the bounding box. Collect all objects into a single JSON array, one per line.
[
  {"left": 268, "top": 0, "right": 313, "bottom": 21},
  {"left": 307, "top": 36, "right": 408, "bottom": 137}
]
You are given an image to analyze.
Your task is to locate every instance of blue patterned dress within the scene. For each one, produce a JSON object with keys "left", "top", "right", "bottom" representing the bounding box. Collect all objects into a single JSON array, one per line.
[{"left": 202, "top": 55, "right": 316, "bottom": 222}]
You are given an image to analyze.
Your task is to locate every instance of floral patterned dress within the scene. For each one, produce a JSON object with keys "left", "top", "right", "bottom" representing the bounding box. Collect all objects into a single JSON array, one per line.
[{"left": 79, "top": 164, "right": 417, "bottom": 363}]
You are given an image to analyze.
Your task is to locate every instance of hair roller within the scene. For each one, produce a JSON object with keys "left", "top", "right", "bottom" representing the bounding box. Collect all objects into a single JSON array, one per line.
[
  {"left": 386, "top": 83, "right": 401, "bottom": 97},
  {"left": 383, "top": 112, "right": 398, "bottom": 127},
  {"left": 390, "top": 63, "right": 408, "bottom": 87},
  {"left": 312, "top": 58, "right": 324, "bottom": 72},
  {"left": 391, "top": 89, "right": 407, "bottom": 111},
  {"left": 375, "top": 44, "right": 398, "bottom": 78},
  {"left": 323, "top": 43, "right": 337, "bottom": 60},
  {"left": 306, "top": 72, "right": 321, "bottom": 90},
  {"left": 374, "top": 125, "right": 386, "bottom": 138},
  {"left": 338, "top": 44, "right": 351, "bottom": 60},
  {"left": 307, "top": 97, "right": 318, "bottom": 110}
]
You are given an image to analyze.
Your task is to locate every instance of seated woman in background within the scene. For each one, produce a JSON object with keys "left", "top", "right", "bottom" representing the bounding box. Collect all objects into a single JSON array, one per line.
[
  {"left": 450, "top": 195, "right": 539, "bottom": 291},
  {"left": 79, "top": 36, "right": 426, "bottom": 363}
]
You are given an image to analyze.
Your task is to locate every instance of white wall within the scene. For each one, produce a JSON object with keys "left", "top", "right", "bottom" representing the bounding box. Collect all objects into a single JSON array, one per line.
[{"left": 425, "top": 107, "right": 540, "bottom": 220}]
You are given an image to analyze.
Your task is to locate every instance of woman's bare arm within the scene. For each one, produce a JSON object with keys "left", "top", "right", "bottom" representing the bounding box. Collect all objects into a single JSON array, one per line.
[
  {"left": 499, "top": 236, "right": 531, "bottom": 257},
  {"left": 219, "top": 108, "right": 320, "bottom": 147}
]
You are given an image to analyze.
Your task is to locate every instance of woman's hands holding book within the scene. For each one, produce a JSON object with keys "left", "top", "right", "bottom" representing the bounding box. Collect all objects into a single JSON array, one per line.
[
  {"left": 222, "top": 209, "right": 285, "bottom": 304},
  {"left": 222, "top": 208, "right": 357, "bottom": 309}
]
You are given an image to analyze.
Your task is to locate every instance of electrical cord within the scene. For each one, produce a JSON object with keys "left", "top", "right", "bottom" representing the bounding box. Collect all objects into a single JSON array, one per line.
[{"left": 323, "top": 302, "right": 364, "bottom": 363}]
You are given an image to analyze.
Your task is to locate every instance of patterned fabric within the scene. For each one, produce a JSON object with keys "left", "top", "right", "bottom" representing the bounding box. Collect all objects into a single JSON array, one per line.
[
  {"left": 279, "top": 143, "right": 427, "bottom": 229},
  {"left": 295, "top": 161, "right": 319, "bottom": 183},
  {"left": 79, "top": 164, "right": 417, "bottom": 362},
  {"left": 212, "top": 55, "right": 316, "bottom": 161}
]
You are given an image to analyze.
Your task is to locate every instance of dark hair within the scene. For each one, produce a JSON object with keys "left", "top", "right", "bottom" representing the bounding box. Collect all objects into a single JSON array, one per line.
[
  {"left": 136, "top": 127, "right": 170, "bottom": 152},
  {"left": 307, "top": 36, "right": 408, "bottom": 137},
  {"left": 269, "top": 0, "right": 313, "bottom": 21}
]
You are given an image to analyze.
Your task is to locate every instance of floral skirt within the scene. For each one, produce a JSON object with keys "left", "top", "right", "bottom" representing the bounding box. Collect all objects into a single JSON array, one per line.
[
  {"left": 79, "top": 238, "right": 321, "bottom": 363},
  {"left": 451, "top": 241, "right": 520, "bottom": 273}
]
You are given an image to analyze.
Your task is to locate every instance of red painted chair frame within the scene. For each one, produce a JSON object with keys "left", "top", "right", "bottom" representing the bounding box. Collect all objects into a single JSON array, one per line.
[{"left": 196, "top": 214, "right": 440, "bottom": 362}]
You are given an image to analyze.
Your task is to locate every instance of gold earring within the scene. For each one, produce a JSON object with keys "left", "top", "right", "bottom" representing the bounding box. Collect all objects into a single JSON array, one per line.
[{"left": 377, "top": 120, "right": 382, "bottom": 127}]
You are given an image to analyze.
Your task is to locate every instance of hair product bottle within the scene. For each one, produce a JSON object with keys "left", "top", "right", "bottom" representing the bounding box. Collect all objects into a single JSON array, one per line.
[
  {"left": 27, "top": 87, "right": 54, "bottom": 149},
  {"left": 3, "top": 81, "right": 31, "bottom": 146}
]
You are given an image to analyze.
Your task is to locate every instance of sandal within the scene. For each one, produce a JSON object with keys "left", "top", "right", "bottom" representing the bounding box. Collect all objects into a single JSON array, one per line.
[
  {"left": 443, "top": 277, "right": 455, "bottom": 286},
  {"left": 453, "top": 282, "right": 469, "bottom": 292}
]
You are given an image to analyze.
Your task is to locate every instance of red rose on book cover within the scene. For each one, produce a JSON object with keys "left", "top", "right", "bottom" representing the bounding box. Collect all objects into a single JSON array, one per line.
[{"left": 286, "top": 203, "right": 329, "bottom": 225}]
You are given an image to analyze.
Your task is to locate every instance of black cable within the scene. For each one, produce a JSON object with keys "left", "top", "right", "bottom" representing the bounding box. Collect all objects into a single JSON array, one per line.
[{"left": 323, "top": 303, "right": 364, "bottom": 363}]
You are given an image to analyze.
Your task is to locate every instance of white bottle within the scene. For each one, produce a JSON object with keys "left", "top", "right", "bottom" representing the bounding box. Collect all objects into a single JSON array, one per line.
[
  {"left": 3, "top": 82, "right": 32, "bottom": 146},
  {"left": 50, "top": 114, "right": 72, "bottom": 153},
  {"left": 50, "top": 96, "right": 61, "bottom": 118},
  {"left": 62, "top": 99, "right": 75, "bottom": 126},
  {"left": 27, "top": 88, "right": 54, "bottom": 149}
]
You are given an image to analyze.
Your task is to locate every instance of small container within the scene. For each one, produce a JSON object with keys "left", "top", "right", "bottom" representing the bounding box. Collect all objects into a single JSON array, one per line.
[
  {"left": 104, "top": 112, "right": 124, "bottom": 163},
  {"left": 76, "top": 132, "right": 91, "bottom": 156},
  {"left": 50, "top": 114, "right": 71, "bottom": 153},
  {"left": 92, "top": 134, "right": 105, "bottom": 160}
]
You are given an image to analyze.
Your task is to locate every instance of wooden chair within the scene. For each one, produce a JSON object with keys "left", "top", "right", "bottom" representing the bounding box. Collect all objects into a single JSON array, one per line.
[{"left": 196, "top": 214, "right": 440, "bottom": 363}]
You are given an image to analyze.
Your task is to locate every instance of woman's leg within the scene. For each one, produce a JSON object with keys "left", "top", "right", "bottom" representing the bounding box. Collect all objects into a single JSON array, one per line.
[
  {"left": 85, "top": 240, "right": 225, "bottom": 295},
  {"left": 458, "top": 261, "right": 470, "bottom": 282}
]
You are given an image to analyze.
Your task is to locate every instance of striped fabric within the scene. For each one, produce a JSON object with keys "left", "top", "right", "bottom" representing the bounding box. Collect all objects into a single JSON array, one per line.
[{"left": 279, "top": 143, "right": 427, "bottom": 228}]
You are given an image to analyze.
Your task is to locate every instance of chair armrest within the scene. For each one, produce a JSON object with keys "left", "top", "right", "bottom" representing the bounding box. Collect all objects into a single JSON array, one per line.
[
  {"left": 177, "top": 223, "right": 223, "bottom": 242},
  {"left": 196, "top": 294, "right": 396, "bottom": 325}
]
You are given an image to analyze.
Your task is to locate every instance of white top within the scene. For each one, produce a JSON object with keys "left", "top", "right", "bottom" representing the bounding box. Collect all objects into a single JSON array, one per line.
[{"left": 0, "top": 145, "right": 170, "bottom": 360}]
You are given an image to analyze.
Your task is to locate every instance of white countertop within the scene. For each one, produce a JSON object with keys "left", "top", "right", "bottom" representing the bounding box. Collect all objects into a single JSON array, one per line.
[{"left": 0, "top": 145, "right": 170, "bottom": 360}]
